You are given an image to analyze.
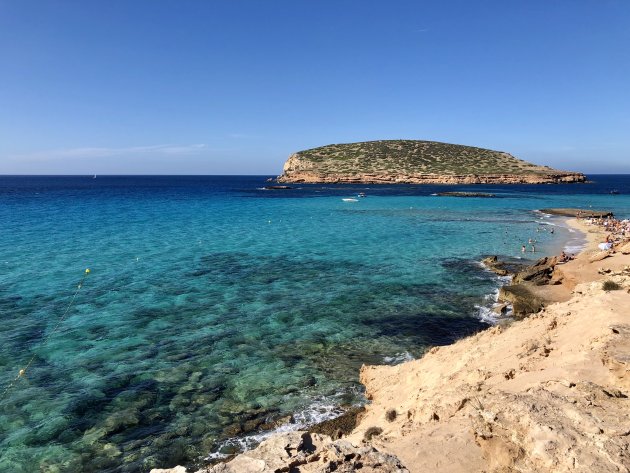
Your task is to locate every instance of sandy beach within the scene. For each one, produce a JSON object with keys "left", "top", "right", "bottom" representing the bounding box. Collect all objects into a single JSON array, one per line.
[{"left": 153, "top": 216, "right": 630, "bottom": 472}]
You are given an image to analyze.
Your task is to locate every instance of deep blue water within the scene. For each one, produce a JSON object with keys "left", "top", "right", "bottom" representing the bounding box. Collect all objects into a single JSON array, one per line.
[{"left": 1, "top": 175, "right": 629, "bottom": 472}]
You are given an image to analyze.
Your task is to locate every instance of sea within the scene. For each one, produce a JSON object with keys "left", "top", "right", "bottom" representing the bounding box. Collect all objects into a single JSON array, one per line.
[{"left": 1, "top": 175, "right": 629, "bottom": 472}]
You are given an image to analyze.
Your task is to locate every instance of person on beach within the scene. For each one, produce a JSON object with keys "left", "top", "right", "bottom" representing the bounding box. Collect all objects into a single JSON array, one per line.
[
  {"left": 531, "top": 244, "right": 536, "bottom": 252},
  {"left": 522, "top": 245, "right": 526, "bottom": 253}
]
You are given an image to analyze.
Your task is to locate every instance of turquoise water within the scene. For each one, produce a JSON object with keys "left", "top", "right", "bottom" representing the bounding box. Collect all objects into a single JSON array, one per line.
[{"left": 1, "top": 175, "right": 630, "bottom": 472}]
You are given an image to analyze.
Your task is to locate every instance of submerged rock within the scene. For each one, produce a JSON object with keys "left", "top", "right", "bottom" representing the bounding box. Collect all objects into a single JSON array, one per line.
[
  {"left": 481, "top": 255, "right": 526, "bottom": 277},
  {"left": 436, "top": 191, "right": 496, "bottom": 197},
  {"left": 481, "top": 256, "right": 510, "bottom": 276}
]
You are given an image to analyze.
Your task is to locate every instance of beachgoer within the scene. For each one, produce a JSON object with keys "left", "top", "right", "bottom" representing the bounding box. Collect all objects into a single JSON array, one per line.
[
  {"left": 531, "top": 245, "right": 536, "bottom": 253},
  {"left": 522, "top": 245, "right": 526, "bottom": 253}
]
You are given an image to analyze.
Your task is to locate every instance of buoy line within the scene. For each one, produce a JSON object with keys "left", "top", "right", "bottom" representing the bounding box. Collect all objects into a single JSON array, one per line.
[{"left": 0, "top": 268, "right": 91, "bottom": 401}]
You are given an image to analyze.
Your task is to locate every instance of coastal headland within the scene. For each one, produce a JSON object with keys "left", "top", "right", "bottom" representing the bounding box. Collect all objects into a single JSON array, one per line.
[
  {"left": 153, "top": 214, "right": 630, "bottom": 472},
  {"left": 277, "top": 140, "right": 586, "bottom": 185}
]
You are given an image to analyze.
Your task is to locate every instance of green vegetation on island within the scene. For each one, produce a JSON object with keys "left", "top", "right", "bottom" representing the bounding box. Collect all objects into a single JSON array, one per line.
[{"left": 277, "top": 140, "right": 586, "bottom": 184}]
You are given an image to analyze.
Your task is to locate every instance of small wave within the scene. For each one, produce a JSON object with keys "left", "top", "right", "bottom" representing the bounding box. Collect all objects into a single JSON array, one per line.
[
  {"left": 205, "top": 393, "right": 354, "bottom": 461},
  {"left": 533, "top": 210, "right": 552, "bottom": 218},
  {"left": 564, "top": 243, "right": 585, "bottom": 253},
  {"left": 474, "top": 273, "right": 512, "bottom": 324},
  {"left": 476, "top": 303, "right": 513, "bottom": 324},
  {"left": 383, "top": 352, "right": 414, "bottom": 364}
]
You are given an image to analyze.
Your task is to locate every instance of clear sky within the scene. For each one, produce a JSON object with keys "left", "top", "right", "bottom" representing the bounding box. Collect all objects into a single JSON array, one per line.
[{"left": 0, "top": 0, "right": 628, "bottom": 174}]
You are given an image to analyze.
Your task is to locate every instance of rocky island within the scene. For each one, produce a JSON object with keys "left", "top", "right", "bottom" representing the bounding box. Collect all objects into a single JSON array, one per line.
[{"left": 276, "top": 140, "right": 586, "bottom": 185}]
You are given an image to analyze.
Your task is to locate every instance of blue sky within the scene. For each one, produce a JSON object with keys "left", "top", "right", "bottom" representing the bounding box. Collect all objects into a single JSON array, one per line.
[{"left": 0, "top": 0, "right": 628, "bottom": 174}]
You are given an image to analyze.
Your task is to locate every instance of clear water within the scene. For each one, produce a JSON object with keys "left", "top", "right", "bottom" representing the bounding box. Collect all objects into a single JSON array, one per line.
[{"left": 1, "top": 175, "right": 629, "bottom": 472}]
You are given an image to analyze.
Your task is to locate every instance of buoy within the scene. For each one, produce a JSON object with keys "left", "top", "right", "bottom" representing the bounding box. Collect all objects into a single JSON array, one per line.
[{"left": 2, "top": 267, "right": 91, "bottom": 400}]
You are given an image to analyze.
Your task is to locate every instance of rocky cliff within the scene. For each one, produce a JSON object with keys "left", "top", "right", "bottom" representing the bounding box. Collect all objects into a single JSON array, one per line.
[{"left": 277, "top": 140, "right": 586, "bottom": 184}]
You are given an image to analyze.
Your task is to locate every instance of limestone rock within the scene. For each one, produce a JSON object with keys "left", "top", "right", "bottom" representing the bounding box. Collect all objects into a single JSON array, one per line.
[
  {"left": 199, "top": 431, "right": 408, "bottom": 473},
  {"left": 308, "top": 406, "right": 365, "bottom": 439},
  {"left": 471, "top": 384, "right": 630, "bottom": 472},
  {"left": 151, "top": 467, "right": 186, "bottom": 473},
  {"left": 589, "top": 250, "right": 613, "bottom": 263},
  {"left": 499, "top": 284, "right": 544, "bottom": 317},
  {"left": 513, "top": 256, "right": 558, "bottom": 285},
  {"left": 481, "top": 256, "right": 509, "bottom": 276},
  {"left": 617, "top": 240, "right": 630, "bottom": 255},
  {"left": 481, "top": 256, "right": 525, "bottom": 277}
]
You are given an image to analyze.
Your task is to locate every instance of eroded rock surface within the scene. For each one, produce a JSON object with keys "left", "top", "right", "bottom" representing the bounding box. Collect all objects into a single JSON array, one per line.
[
  {"left": 354, "top": 274, "right": 630, "bottom": 473},
  {"left": 171, "top": 431, "right": 408, "bottom": 473}
]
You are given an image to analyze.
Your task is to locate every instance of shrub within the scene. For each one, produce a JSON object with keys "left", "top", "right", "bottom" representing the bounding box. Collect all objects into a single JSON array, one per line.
[
  {"left": 603, "top": 280, "right": 622, "bottom": 291},
  {"left": 363, "top": 426, "right": 383, "bottom": 441},
  {"left": 385, "top": 409, "right": 397, "bottom": 422}
]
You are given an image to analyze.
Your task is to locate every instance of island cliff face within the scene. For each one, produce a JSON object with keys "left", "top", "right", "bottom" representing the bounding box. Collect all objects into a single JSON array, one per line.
[{"left": 277, "top": 140, "right": 586, "bottom": 184}]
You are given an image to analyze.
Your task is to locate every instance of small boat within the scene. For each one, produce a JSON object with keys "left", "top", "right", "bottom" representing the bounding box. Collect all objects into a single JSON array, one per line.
[
  {"left": 342, "top": 198, "right": 358, "bottom": 202},
  {"left": 357, "top": 192, "right": 366, "bottom": 198},
  {"left": 610, "top": 190, "right": 620, "bottom": 195}
]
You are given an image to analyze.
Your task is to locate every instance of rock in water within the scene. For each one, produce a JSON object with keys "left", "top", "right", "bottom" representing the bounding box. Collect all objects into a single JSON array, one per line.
[
  {"left": 309, "top": 406, "right": 365, "bottom": 439},
  {"left": 436, "top": 192, "right": 496, "bottom": 197},
  {"left": 482, "top": 255, "right": 527, "bottom": 277},
  {"left": 539, "top": 208, "right": 613, "bottom": 218},
  {"left": 499, "top": 285, "right": 545, "bottom": 317}
]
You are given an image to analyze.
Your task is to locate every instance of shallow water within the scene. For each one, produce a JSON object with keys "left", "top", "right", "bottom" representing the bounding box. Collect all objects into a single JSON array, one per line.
[{"left": 1, "top": 175, "right": 629, "bottom": 472}]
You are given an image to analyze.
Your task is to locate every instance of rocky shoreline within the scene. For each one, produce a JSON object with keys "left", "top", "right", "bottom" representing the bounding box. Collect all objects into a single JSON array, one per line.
[
  {"left": 153, "top": 214, "right": 630, "bottom": 473},
  {"left": 276, "top": 172, "right": 586, "bottom": 185},
  {"left": 539, "top": 208, "right": 614, "bottom": 218},
  {"left": 482, "top": 254, "right": 564, "bottom": 317}
]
